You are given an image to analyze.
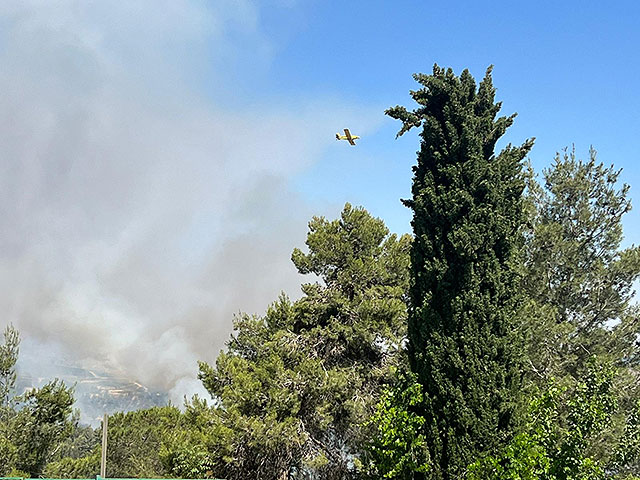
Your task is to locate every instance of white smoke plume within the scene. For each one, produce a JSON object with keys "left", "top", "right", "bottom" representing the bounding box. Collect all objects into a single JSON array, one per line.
[{"left": 0, "top": 1, "right": 381, "bottom": 411}]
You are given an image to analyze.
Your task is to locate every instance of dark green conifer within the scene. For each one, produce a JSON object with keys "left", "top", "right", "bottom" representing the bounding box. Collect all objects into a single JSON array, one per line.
[{"left": 387, "top": 65, "right": 534, "bottom": 479}]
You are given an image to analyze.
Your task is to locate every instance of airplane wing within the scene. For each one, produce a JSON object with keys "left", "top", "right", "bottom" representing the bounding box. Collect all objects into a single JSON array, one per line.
[{"left": 344, "top": 128, "right": 356, "bottom": 145}]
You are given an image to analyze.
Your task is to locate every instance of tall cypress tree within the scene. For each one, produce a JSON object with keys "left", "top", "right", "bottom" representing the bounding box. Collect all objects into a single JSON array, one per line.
[{"left": 387, "top": 65, "right": 534, "bottom": 479}]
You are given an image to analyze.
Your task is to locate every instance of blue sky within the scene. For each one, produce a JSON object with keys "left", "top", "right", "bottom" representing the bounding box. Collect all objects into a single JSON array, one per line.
[
  {"left": 1, "top": 1, "right": 638, "bottom": 407},
  {"left": 202, "top": 0, "right": 640, "bottom": 238}
]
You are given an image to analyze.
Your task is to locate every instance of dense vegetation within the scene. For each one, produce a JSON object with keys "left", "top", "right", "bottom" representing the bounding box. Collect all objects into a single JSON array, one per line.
[
  {"left": 386, "top": 65, "right": 534, "bottom": 479},
  {"left": 1, "top": 65, "right": 639, "bottom": 479}
]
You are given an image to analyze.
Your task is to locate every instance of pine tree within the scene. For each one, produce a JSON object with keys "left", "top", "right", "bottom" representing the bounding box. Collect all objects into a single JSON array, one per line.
[
  {"left": 198, "top": 204, "right": 411, "bottom": 480},
  {"left": 387, "top": 65, "right": 534, "bottom": 479},
  {"left": 523, "top": 147, "right": 640, "bottom": 380}
]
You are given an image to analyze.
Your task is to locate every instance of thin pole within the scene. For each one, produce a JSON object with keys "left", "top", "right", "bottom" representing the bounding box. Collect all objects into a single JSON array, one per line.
[{"left": 100, "top": 413, "right": 108, "bottom": 478}]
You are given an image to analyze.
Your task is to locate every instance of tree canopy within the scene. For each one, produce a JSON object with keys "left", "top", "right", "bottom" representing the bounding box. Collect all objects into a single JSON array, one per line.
[
  {"left": 0, "top": 326, "right": 77, "bottom": 478},
  {"left": 386, "top": 65, "right": 534, "bottom": 479}
]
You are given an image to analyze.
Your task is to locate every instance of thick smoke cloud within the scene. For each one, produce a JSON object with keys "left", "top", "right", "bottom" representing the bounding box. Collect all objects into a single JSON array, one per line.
[{"left": 0, "top": 1, "right": 380, "bottom": 407}]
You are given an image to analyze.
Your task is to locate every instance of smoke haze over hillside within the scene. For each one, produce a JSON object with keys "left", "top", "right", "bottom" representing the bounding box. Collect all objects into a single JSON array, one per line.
[{"left": 0, "top": 1, "right": 381, "bottom": 405}]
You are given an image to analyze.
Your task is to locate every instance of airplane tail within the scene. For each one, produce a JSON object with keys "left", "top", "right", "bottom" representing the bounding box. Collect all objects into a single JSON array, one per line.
[{"left": 336, "top": 133, "right": 340, "bottom": 140}]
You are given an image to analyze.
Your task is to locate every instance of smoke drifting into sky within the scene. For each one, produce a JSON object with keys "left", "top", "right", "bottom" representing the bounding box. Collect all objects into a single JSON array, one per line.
[{"left": 0, "top": 1, "right": 381, "bottom": 404}]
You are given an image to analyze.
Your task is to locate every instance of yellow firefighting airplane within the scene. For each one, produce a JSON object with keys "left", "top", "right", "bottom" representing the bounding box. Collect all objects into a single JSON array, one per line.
[{"left": 336, "top": 128, "right": 360, "bottom": 145}]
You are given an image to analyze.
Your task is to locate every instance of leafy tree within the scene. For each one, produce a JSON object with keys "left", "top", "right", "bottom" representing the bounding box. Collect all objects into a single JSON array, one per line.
[
  {"left": 198, "top": 203, "right": 411, "bottom": 480},
  {"left": 44, "top": 453, "right": 101, "bottom": 479},
  {"left": 47, "top": 404, "right": 219, "bottom": 479},
  {"left": 40, "top": 411, "right": 102, "bottom": 478},
  {"left": 467, "top": 359, "right": 640, "bottom": 480},
  {"left": 365, "top": 373, "right": 430, "bottom": 479},
  {"left": 11, "top": 379, "right": 76, "bottom": 477},
  {"left": 159, "top": 397, "right": 222, "bottom": 478},
  {"left": 0, "top": 324, "right": 19, "bottom": 410},
  {"left": 520, "top": 149, "right": 640, "bottom": 473},
  {"left": 386, "top": 65, "right": 534, "bottom": 479},
  {"left": 103, "top": 406, "right": 183, "bottom": 477},
  {"left": 111, "top": 406, "right": 214, "bottom": 478},
  {"left": 0, "top": 324, "right": 20, "bottom": 476},
  {"left": 53, "top": 421, "right": 101, "bottom": 463},
  {"left": 0, "top": 325, "right": 78, "bottom": 477},
  {"left": 610, "top": 399, "right": 640, "bottom": 478}
]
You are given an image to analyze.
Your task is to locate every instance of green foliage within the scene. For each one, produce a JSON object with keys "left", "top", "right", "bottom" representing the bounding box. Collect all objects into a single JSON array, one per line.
[
  {"left": 0, "top": 436, "right": 18, "bottom": 476},
  {"left": 523, "top": 148, "right": 640, "bottom": 380},
  {"left": 0, "top": 325, "right": 80, "bottom": 478},
  {"left": 0, "top": 326, "right": 20, "bottom": 476},
  {"left": 49, "top": 401, "right": 222, "bottom": 479},
  {"left": 162, "top": 442, "right": 216, "bottom": 479},
  {"left": 160, "top": 398, "right": 222, "bottom": 478},
  {"left": 610, "top": 400, "right": 640, "bottom": 478},
  {"left": 11, "top": 379, "right": 76, "bottom": 477},
  {"left": 53, "top": 421, "right": 100, "bottom": 462},
  {"left": 44, "top": 452, "right": 101, "bottom": 478},
  {"left": 467, "top": 359, "right": 628, "bottom": 480},
  {"left": 198, "top": 203, "right": 411, "bottom": 480},
  {"left": 387, "top": 65, "right": 533, "bottom": 479},
  {"left": 103, "top": 406, "right": 183, "bottom": 477},
  {"left": 365, "top": 374, "right": 430, "bottom": 479},
  {"left": 466, "top": 431, "right": 551, "bottom": 480},
  {"left": 0, "top": 324, "right": 19, "bottom": 410},
  {"left": 520, "top": 148, "right": 640, "bottom": 474},
  {"left": 0, "top": 327, "right": 73, "bottom": 477}
]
